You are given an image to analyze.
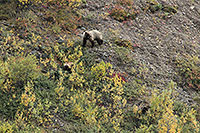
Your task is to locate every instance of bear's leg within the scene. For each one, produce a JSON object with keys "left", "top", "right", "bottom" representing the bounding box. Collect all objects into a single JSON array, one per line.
[
  {"left": 83, "top": 39, "right": 87, "bottom": 47},
  {"left": 90, "top": 40, "right": 95, "bottom": 48}
]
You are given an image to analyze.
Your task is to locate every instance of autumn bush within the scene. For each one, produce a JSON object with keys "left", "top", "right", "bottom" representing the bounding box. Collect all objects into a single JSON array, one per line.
[
  {"left": 0, "top": 120, "right": 15, "bottom": 133},
  {"left": 17, "top": 0, "right": 83, "bottom": 6},
  {"left": 108, "top": 0, "right": 139, "bottom": 22},
  {"left": 109, "top": 6, "right": 138, "bottom": 22},
  {"left": 63, "top": 60, "right": 127, "bottom": 132},
  {"left": 3, "top": 55, "right": 40, "bottom": 87},
  {"left": 50, "top": 42, "right": 128, "bottom": 131},
  {"left": 15, "top": 81, "right": 55, "bottom": 129},
  {"left": 123, "top": 81, "right": 200, "bottom": 132},
  {"left": 0, "top": 55, "right": 41, "bottom": 119},
  {"left": 144, "top": 0, "right": 178, "bottom": 18},
  {"left": 175, "top": 55, "right": 200, "bottom": 91}
]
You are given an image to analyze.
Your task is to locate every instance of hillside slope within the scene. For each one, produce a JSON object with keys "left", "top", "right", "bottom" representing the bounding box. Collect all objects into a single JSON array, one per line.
[
  {"left": 79, "top": 0, "right": 200, "bottom": 104},
  {"left": 0, "top": 0, "right": 200, "bottom": 132}
]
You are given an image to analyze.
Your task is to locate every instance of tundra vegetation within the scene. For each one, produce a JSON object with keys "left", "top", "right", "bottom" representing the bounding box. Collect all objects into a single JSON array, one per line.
[{"left": 0, "top": 0, "right": 199, "bottom": 132}]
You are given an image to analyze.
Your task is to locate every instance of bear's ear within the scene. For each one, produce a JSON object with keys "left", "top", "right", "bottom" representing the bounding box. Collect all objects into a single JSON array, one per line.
[
  {"left": 85, "top": 31, "right": 90, "bottom": 36},
  {"left": 84, "top": 31, "right": 91, "bottom": 39}
]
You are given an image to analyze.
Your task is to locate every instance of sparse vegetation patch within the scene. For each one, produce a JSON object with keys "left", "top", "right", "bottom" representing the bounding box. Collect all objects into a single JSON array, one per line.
[
  {"left": 175, "top": 55, "right": 200, "bottom": 91},
  {"left": 144, "top": 0, "right": 178, "bottom": 18},
  {"left": 108, "top": 0, "right": 139, "bottom": 22}
]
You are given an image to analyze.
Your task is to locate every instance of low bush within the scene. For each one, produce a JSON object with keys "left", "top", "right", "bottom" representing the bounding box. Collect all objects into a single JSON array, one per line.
[
  {"left": 63, "top": 60, "right": 127, "bottom": 132},
  {"left": 0, "top": 54, "right": 41, "bottom": 118},
  {"left": 123, "top": 81, "right": 200, "bottom": 132},
  {"left": 108, "top": 0, "right": 139, "bottom": 22},
  {"left": 0, "top": 120, "right": 15, "bottom": 133},
  {"left": 144, "top": 0, "right": 178, "bottom": 18},
  {"left": 109, "top": 6, "right": 138, "bottom": 22},
  {"left": 175, "top": 55, "right": 200, "bottom": 91},
  {"left": 0, "top": 55, "right": 41, "bottom": 88}
]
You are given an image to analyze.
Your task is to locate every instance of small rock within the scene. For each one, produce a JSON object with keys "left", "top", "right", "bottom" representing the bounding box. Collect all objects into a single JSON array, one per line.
[{"left": 190, "top": 6, "right": 195, "bottom": 10}]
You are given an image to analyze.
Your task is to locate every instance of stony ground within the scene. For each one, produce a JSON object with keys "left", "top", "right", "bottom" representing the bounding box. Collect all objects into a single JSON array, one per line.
[{"left": 78, "top": 0, "right": 200, "bottom": 105}]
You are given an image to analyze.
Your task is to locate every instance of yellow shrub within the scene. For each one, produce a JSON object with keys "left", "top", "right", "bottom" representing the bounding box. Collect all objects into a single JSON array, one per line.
[
  {"left": 18, "top": 0, "right": 83, "bottom": 7},
  {"left": 133, "top": 81, "right": 200, "bottom": 132},
  {"left": 66, "top": 60, "right": 127, "bottom": 132},
  {"left": 0, "top": 120, "right": 14, "bottom": 133}
]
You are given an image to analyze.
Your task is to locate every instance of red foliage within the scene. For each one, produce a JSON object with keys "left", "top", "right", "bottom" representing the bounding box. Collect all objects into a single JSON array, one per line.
[{"left": 111, "top": 72, "right": 128, "bottom": 82}]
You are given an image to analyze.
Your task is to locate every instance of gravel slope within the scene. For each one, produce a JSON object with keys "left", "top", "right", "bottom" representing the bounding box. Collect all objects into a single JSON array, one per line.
[{"left": 79, "top": 0, "right": 200, "bottom": 104}]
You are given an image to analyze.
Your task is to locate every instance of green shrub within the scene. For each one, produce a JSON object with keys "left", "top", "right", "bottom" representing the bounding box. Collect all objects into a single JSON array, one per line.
[
  {"left": 0, "top": 0, "right": 17, "bottom": 21},
  {"left": 123, "top": 81, "right": 200, "bottom": 132},
  {"left": 117, "top": 0, "right": 133, "bottom": 6},
  {"left": 114, "top": 46, "right": 135, "bottom": 65},
  {"left": 110, "top": 7, "right": 128, "bottom": 22},
  {"left": 17, "top": 82, "right": 54, "bottom": 128},
  {"left": 18, "top": 0, "right": 83, "bottom": 7},
  {"left": 114, "top": 38, "right": 137, "bottom": 52},
  {"left": 58, "top": 60, "right": 127, "bottom": 132},
  {"left": 109, "top": 6, "right": 138, "bottom": 22},
  {"left": 0, "top": 120, "right": 15, "bottom": 133},
  {"left": 108, "top": 0, "right": 139, "bottom": 22},
  {"left": 5, "top": 55, "right": 40, "bottom": 87},
  {"left": 145, "top": 0, "right": 178, "bottom": 18},
  {"left": 175, "top": 55, "right": 200, "bottom": 91},
  {"left": 0, "top": 54, "right": 41, "bottom": 118}
]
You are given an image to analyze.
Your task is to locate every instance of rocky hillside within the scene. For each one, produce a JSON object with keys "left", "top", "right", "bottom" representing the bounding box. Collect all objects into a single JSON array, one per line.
[
  {"left": 0, "top": 0, "right": 200, "bottom": 132},
  {"left": 80, "top": 0, "right": 200, "bottom": 104}
]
